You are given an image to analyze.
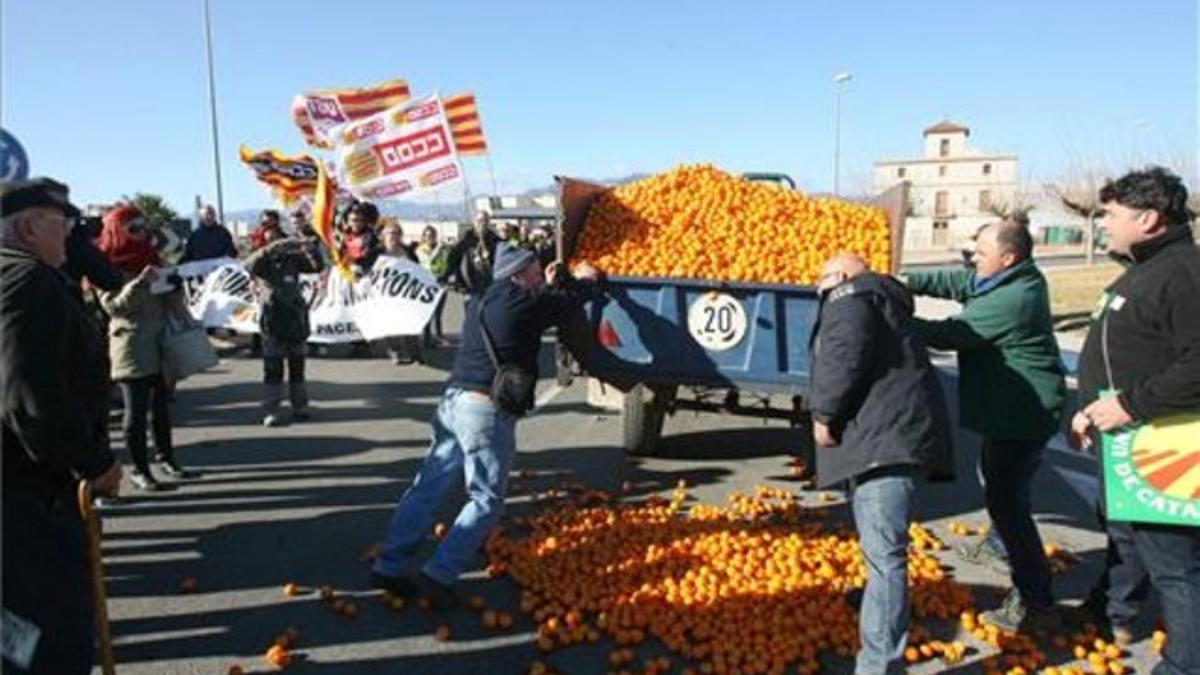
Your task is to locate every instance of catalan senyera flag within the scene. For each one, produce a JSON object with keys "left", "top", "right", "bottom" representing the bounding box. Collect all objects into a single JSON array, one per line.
[
  {"left": 444, "top": 92, "right": 488, "bottom": 156},
  {"left": 292, "top": 78, "right": 411, "bottom": 148},
  {"left": 312, "top": 161, "right": 351, "bottom": 280},
  {"left": 238, "top": 146, "right": 319, "bottom": 207}
]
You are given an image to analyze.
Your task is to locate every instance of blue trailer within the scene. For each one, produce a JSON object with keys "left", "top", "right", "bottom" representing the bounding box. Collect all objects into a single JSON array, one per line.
[{"left": 554, "top": 175, "right": 910, "bottom": 456}]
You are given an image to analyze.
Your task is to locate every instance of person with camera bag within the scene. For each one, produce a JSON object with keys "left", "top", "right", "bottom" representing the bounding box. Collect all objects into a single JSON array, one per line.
[
  {"left": 95, "top": 205, "right": 191, "bottom": 491},
  {"left": 370, "top": 242, "right": 599, "bottom": 606},
  {"left": 244, "top": 218, "right": 325, "bottom": 427}
]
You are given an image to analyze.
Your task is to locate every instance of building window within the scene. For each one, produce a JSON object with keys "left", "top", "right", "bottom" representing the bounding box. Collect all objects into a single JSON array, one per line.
[
  {"left": 982, "top": 163, "right": 992, "bottom": 175},
  {"left": 939, "top": 139, "right": 950, "bottom": 157},
  {"left": 897, "top": 167, "right": 906, "bottom": 178},
  {"left": 935, "top": 191, "right": 949, "bottom": 216},
  {"left": 938, "top": 165, "right": 948, "bottom": 177},
  {"left": 979, "top": 190, "right": 992, "bottom": 210}
]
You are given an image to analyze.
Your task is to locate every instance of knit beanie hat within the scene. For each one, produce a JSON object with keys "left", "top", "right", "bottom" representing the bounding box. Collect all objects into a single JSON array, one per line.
[{"left": 493, "top": 242, "right": 536, "bottom": 279}]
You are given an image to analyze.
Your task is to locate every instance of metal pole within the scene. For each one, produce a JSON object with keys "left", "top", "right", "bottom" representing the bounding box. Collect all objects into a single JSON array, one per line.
[
  {"left": 831, "top": 72, "right": 852, "bottom": 196},
  {"left": 833, "top": 87, "right": 842, "bottom": 196},
  {"left": 485, "top": 154, "right": 499, "bottom": 196},
  {"left": 202, "top": 0, "right": 225, "bottom": 223}
]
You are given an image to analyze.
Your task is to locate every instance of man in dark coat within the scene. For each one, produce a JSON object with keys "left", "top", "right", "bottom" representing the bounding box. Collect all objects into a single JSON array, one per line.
[
  {"left": 181, "top": 204, "right": 238, "bottom": 262},
  {"left": 1, "top": 178, "right": 123, "bottom": 675},
  {"left": 441, "top": 211, "right": 501, "bottom": 309},
  {"left": 245, "top": 221, "right": 326, "bottom": 426},
  {"left": 371, "top": 244, "right": 599, "bottom": 607},
  {"left": 906, "top": 218, "right": 1066, "bottom": 630},
  {"left": 808, "top": 253, "right": 952, "bottom": 675},
  {"left": 1070, "top": 167, "right": 1199, "bottom": 674}
]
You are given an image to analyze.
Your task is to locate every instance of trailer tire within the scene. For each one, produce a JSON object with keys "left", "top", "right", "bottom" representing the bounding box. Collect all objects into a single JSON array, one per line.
[{"left": 623, "top": 384, "right": 669, "bottom": 455}]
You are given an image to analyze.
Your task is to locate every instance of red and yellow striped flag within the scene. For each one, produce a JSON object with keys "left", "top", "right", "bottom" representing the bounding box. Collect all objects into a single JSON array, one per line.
[
  {"left": 312, "top": 162, "right": 351, "bottom": 279},
  {"left": 238, "top": 145, "right": 319, "bottom": 207},
  {"left": 444, "top": 92, "right": 488, "bottom": 156},
  {"left": 292, "top": 78, "right": 411, "bottom": 148}
]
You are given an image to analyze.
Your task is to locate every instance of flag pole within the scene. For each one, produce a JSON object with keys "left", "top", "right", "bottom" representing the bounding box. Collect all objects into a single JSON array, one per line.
[
  {"left": 201, "top": 0, "right": 226, "bottom": 223},
  {"left": 484, "top": 154, "right": 499, "bottom": 196}
]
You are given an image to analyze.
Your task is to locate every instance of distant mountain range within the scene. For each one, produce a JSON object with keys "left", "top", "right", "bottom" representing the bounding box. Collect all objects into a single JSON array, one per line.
[{"left": 223, "top": 173, "right": 651, "bottom": 223}]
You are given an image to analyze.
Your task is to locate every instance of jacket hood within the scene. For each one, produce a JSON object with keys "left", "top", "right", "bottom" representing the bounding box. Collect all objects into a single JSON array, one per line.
[{"left": 843, "top": 272, "right": 914, "bottom": 329}]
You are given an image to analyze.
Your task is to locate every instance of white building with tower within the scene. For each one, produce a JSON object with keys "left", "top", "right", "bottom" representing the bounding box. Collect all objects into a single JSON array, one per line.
[{"left": 873, "top": 121, "right": 1019, "bottom": 250}]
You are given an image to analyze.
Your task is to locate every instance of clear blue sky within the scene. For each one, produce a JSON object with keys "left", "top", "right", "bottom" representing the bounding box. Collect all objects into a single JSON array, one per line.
[{"left": 3, "top": 0, "right": 1197, "bottom": 215}]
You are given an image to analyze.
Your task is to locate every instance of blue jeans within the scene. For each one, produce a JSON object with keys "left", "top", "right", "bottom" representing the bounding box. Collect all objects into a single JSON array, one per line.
[
  {"left": 374, "top": 388, "right": 516, "bottom": 585},
  {"left": 981, "top": 438, "right": 1053, "bottom": 606},
  {"left": 851, "top": 466, "right": 917, "bottom": 675},
  {"left": 1092, "top": 519, "right": 1200, "bottom": 675}
]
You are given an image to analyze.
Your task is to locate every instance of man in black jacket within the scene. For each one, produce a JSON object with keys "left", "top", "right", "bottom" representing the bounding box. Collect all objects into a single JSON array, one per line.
[
  {"left": 1069, "top": 167, "right": 1199, "bottom": 674},
  {"left": 808, "top": 253, "right": 953, "bottom": 675},
  {"left": 181, "top": 204, "right": 238, "bottom": 262},
  {"left": 1, "top": 179, "right": 123, "bottom": 675},
  {"left": 441, "top": 211, "right": 501, "bottom": 309},
  {"left": 371, "top": 243, "right": 598, "bottom": 606},
  {"left": 245, "top": 223, "right": 326, "bottom": 426}
]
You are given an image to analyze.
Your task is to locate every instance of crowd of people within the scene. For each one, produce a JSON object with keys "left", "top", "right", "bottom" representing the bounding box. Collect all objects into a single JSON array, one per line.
[{"left": 1, "top": 166, "right": 1196, "bottom": 675}]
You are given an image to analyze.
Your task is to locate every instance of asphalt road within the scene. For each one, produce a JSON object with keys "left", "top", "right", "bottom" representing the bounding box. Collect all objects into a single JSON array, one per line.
[{"left": 94, "top": 297, "right": 1164, "bottom": 675}]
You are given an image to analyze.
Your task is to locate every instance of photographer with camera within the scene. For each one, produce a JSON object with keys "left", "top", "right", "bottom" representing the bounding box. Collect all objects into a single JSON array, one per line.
[
  {"left": 370, "top": 243, "right": 598, "bottom": 606},
  {"left": 244, "top": 216, "right": 326, "bottom": 426}
]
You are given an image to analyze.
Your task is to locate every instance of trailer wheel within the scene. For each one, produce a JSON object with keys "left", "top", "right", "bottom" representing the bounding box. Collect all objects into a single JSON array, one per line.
[{"left": 623, "top": 384, "right": 670, "bottom": 455}]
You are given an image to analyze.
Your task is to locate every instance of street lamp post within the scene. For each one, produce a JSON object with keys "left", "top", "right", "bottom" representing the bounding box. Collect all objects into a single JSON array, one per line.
[
  {"left": 832, "top": 72, "right": 852, "bottom": 196},
  {"left": 202, "top": 0, "right": 225, "bottom": 224}
]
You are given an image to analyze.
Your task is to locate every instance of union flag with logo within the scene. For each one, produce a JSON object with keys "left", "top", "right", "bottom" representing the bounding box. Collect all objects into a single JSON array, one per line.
[
  {"left": 291, "top": 78, "right": 411, "bottom": 148},
  {"left": 325, "top": 93, "right": 464, "bottom": 202}
]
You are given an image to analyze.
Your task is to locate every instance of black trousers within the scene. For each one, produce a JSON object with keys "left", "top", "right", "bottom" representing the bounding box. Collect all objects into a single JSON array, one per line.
[
  {"left": 2, "top": 489, "right": 93, "bottom": 675},
  {"left": 119, "top": 374, "right": 173, "bottom": 472}
]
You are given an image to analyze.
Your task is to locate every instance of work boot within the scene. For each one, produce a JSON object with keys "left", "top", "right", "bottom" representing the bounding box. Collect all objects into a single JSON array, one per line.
[
  {"left": 956, "top": 536, "right": 1011, "bottom": 575},
  {"left": 980, "top": 589, "right": 1060, "bottom": 634},
  {"left": 413, "top": 572, "right": 459, "bottom": 611},
  {"left": 289, "top": 381, "right": 310, "bottom": 421},
  {"left": 370, "top": 571, "right": 419, "bottom": 598},
  {"left": 1072, "top": 595, "right": 1135, "bottom": 646}
]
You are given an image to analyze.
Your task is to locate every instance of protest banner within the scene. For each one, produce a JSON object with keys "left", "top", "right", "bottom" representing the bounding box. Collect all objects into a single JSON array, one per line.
[
  {"left": 327, "top": 93, "right": 464, "bottom": 202},
  {"left": 171, "top": 255, "right": 443, "bottom": 342},
  {"left": 1101, "top": 413, "right": 1200, "bottom": 527}
]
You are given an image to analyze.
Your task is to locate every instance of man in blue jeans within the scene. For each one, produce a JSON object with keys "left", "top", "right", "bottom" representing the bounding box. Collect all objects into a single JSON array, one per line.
[
  {"left": 1070, "top": 167, "right": 1200, "bottom": 674},
  {"left": 809, "top": 254, "right": 954, "bottom": 675},
  {"left": 906, "top": 218, "right": 1066, "bottom": 631},
  {"left": 371, "top": 243, "right": 598, "bottom": 605}
]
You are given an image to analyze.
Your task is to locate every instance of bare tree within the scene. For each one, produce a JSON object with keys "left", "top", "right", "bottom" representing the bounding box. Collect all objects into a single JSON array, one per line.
[{"left": 1047, "top": 164, "right": 1109, "bottom": 266}]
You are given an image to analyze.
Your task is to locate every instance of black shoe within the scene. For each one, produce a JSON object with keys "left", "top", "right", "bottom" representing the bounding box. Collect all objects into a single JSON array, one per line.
[
  {"left": 370, "top": 571, "right": 419, "bottom": 598},
  {"left": 129, "top": 470, "right": 164, "bottom": 492},
  {"left": 292, "top": 409, "right": 311, "bottom": 422},
  {"left": 414, "top": 572, "right": 459, "bottom": 610},
  {"left": 157, "top": 459, "right": 196, "bottom": 479}
]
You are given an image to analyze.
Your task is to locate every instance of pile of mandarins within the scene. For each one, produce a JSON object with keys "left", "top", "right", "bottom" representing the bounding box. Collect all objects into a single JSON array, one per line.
[
  {"left": 572, "top": 164, "right": 893, "bottom": 285},
  {"left": 485, "top": 484, "right": 972, "bottom": 675}
]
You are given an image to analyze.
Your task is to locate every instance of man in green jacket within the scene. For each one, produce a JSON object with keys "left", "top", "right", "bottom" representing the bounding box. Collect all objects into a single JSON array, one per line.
[{"left": 906, "top": 218, "right": 1066, "bottom": 631}]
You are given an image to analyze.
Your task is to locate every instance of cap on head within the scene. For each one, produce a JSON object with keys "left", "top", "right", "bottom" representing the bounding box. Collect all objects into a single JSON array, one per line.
[
  {"left": 493, "top": 242, "right": 536, "bottom": 278},
  {"left": 0, "top": 177, "right": 81, "bottom": 218}
]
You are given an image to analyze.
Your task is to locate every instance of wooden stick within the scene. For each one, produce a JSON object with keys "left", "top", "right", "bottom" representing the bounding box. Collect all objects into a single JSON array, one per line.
[{"left": 77, "top": 481, "right": 116, "bottom": 675}]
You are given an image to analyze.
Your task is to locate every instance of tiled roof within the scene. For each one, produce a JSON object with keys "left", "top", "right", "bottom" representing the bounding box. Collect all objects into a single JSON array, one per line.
[{"left": 923, "top": 120, "right": 970, "bottom": 136}]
